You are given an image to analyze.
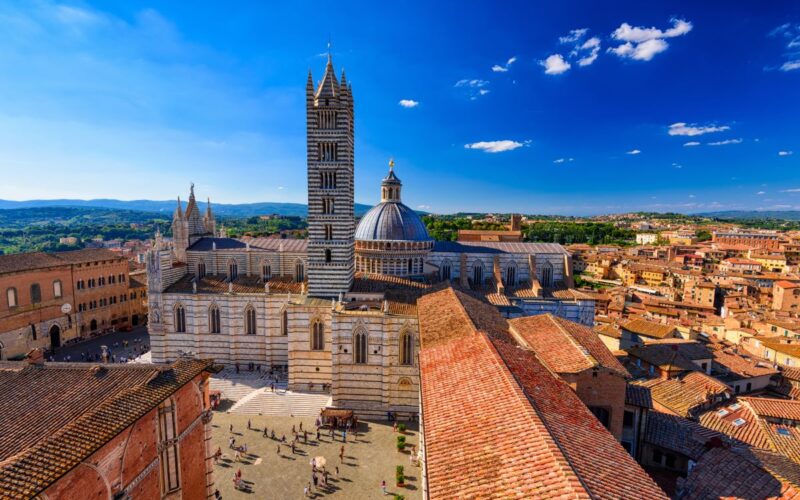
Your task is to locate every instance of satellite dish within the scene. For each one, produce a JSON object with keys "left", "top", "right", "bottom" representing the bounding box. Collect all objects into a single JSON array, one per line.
[{"left": 61, "top": 303, "right": 72, "bottom": 314}]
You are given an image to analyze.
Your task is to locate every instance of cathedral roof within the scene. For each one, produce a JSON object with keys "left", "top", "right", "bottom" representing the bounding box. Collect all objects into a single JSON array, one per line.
[{"left": 355, "top": 201, "right": 432, "bottom": 242}]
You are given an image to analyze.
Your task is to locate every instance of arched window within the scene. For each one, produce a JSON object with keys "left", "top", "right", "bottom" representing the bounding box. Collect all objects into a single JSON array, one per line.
[
  {"left": 325, "top": 249, "right": 332, "bottom": 263},
  {"left": 30, "top": 283, "right": 42, "bottom": 304},
  {"left": 407, "top": 259, "right": 412, "bottom": 274},
  {"left": 53, "top": 280, "right": 63, "bottom": 298},
  {"left": 311, "top": 320, "right": 324, "bottom": 350},
  {"left": 541, "top": 262, "right": 554, "bottom": 288},
  {"left": 228, "top": 260, "right": 238, "bottom": 281},
  {"left": 174, "top": 304, "right": 186, "bottom": 333},
  {"left": 505, "top": 264, "right": 517, "bottom": 287},
  {"left": 262, "top": 262, "right": 272, "bottom": 281},
  {"left": 295, "top": 261, "right": 305, "bottom": 282},
  {"left": 197, "top": 260, "right": 206, "bottom": 278},
  {"left": 400, "top": 331, "right": 414, "bottom": 366},
  {"left": 245, "top": 306, "right": 256, "bottom": 335},
  {"left": 472, "top": 263, "right": 483, "bottom": 286},
  {"left": 440, "top": 260, "right": 451, "bottom": 281},
  {"left": 281, "top": 309, "right": 288, "bottom": 336},
  {"left": 6, "top": 288, "right": 17, "bottom": 308},
  {"left": 354, "top": 330, "right": 368, "bottom": 364},
  {"left": 209, "top": 305, "right": 220, "bottom": 334}
]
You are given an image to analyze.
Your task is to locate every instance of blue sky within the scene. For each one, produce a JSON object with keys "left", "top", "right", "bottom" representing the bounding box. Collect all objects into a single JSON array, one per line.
[{"left": 0, "top": 1, "right": 798, "bottom": 215}]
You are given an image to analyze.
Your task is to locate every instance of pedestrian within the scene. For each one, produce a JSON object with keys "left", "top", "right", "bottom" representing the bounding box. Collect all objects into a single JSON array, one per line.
[
  {"left": 263, "top": 427, "right": 268, "bottom": 438},
  {"left": 214, "top": 489, "right": 221, "bottom": 499},
  {"left": 228, "top": 436, "right": 235, "bottom": 449},
  {"left": 271, "top": 430, "right": 276, "bottom": 440},
  {"left": 281, "top": 434, "right": 286, "bottom": 443},
  {"left": 234, "top": 450, "right": 241, "bottom": 462},
  {"left": 304, "top": 430, "right": 308, "bottom": 443},
  {"left": 339, "top": 445, "right": 344, "bottom": 463},
  {"left": 277, "top": 444, "right": 281, "bottom": 456},
  {"left": 291, "top": 440, "right": 296, "bottom": 454},
  {"left": 335, "top": 466, "right": 339, "bottom": 477},
  {"left": 292, "top": 424, "right": 296, "bottom": 435},
  {"left": 313, "top": 474, "right": 318, "bottom": 488},
  {"left": 271, "top": 382, "right": 274, "bottom": 392},
  {"left": 381, "top": 479, "right": 387, "bottom": 495},
  {"left": 247, "top": 419, "right": 251, "bottom": 430},
  {"left": 316, "top": 429, "right": 320, "bottom": 441},
  {"left": 300, "top": 421, "right": 303, "bottom": 432},
  {"left": 343, "top": 429, "right": 347, "bottom": 443},
  {"left": 230, "top": 424, "right": 234, "bottom": 433},
  {"left": 303, "top": 486, "right": 309, "bottom": 498},
  {"left": 236, "top": 468, "right": 242, "bottom": 480}
]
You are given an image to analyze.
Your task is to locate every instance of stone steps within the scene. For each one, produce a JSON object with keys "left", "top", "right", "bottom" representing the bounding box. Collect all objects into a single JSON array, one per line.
[{"left": 228, "top": 389, "right": 332, "bottom": 417}]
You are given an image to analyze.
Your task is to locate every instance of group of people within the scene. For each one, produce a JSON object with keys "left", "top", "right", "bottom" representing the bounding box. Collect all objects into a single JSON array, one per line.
[{"left": 48, "top": 336, "right": 149, "bottom": 363}]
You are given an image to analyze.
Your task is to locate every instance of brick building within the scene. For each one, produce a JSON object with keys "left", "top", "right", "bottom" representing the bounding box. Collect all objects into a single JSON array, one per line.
[
  {"left": 773, "top": 280, "right": 800, "bottom": 312},
  {"left": 0, "top": 352, "right": 219, "bottom": 498},
  {"left": 713, "top": 231, "right": 781, "bottom": 250},
  {"left": 0, "top": 249, "right": 147, "bottom": 360}
]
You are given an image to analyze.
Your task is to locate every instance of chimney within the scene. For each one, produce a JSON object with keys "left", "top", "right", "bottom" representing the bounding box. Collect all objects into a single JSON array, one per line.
[{"left": 26, "top": 348, "right": 45, "bottom": 366}]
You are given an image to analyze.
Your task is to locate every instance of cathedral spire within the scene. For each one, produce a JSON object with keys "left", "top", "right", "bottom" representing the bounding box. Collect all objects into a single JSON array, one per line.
[
  {"left": 381, "top": 159, "right": 402, "bottom": 202},
  {"left": 315, "top": 48, "right": 339, "bottom": 99},
  {"left": 174, "top": 197, "right": 183, "bottom": 218}
]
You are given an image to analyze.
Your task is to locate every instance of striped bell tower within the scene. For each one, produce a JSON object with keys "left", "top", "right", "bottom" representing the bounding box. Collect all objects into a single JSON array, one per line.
[{"left": 306, "top": 53, "right": 355, "bottom": 297}]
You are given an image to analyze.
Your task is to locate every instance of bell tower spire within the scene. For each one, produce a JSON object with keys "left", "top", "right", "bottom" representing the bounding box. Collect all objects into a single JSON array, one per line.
[{"left": 306, "top": 48, "right": 355, "bottom": 297}]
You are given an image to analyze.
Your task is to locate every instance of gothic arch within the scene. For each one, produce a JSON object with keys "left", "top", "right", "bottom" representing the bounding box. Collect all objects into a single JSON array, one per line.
[
  {"left": 440, "top": 258, "right": 452, "bottom": 281},
  {"left": 196, "top": 258, "right": 206, "bottom": 278},
  {"left": 353, "top": 326, "right": 368, "bottom": 364},
  {"left": 173, "top": 303, "right": 186, "bottom": 333},
  {"left": 540, "top": 261, "right": 554, "bottom": 288},
  {"left": 399, "top": 328, "right": 414, "bottom": 366},
  {"left": 208, "top": 303, "right": 221, "bottom": 334},
  {"left": 294, "top": 259, "right": 305, "bottom": 282},
  {"left": 227, "top": 258, "right": 238, "bottom": 281},
  {"left": 310, "top": 317, "right": 324, "bottom": 350},
  {"left": 244, "top": 304, "right": 256, "bottom": 335},
  {"left": 505, "top": 261, "right": 518, "bottom": 286},
  {"left": 260, "top": 258, "right": 272, "bottom": 282}
]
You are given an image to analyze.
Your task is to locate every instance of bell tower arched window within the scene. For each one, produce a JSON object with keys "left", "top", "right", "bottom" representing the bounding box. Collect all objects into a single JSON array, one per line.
[
  {"left": 174, "top": 304, "right": 186, "bottom": 333},
  {"left": 245, "top": 306, "right": 256, "bottom": 335},
  {"left": 209, "top": 305, "right": 220, "bottom": 334},
  {"left": 262, "top": 262, "right": 272, "bottom": 281},
  {"left": 228, "top": 260, "right": 238, "bottom": 281}
]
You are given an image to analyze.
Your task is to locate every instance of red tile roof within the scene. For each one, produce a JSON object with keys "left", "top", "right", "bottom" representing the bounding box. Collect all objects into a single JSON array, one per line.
[
  {"left": 417, "top": 287, "right": 667, "bottom": 500},
  {"left": 509, "top": 314, "right": 629, "bottom": 377},
  {"left": 621, "top": 318, "right": 678, "bottom": 339},
  {"left": 638, "top": 372, "right": 731, "bottom": 417}
]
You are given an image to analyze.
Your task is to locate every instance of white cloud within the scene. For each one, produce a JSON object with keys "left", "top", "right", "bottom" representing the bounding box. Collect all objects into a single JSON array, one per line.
[
  {"left": 779, "top": 150, "right": 794, "bottom": 156},
  {"left": 782, "top": 189, "right": 800, "bottom": 193},
  {"left": 688, "top": 194, "right": 696, "bottom": 198},
  {"left": 559, "top": 28, "right": 588, "bottom": 44},
  {"left": 492, "top": 56, "right": 517, "bottom": 72},
  {"left": 708, "top": 138, "right": 743, "bottom": 146},
  {"left": 455, "top": 79, "right": 488, "bottom": 88},
  {"left": 277, "top": 186, "right": 285, "bottom": 190},
  {"left": 683, "top": 141, "right": 701, "bottom": 147},
  {"left": 553, "top": 157, "right": 574, "bottom": 164},
  {"left": 398, "top": 99, "right": 419, "bottom": 108},
  {"left": 668, "top": 122, "right": 730, "bottom": 136},
  {"left": 478, "top": 89, "right": 490, "bottom": 96},
  {"left": 626, "top": 149, "right": 641, "bottom": 155},
  {"left": 576, "top": 37, "right": 601, "bottom": 66},
  {"left": 540, "top": 54, "right": 571, "bottom": 75},
  {"left": 782, "top": 60, "right": 800, "bottom": 71},
  {"left": 464, "top": 140, "right": 528, "bottom": 153},
  {"left": 609, "top": 18, "right": 693, "bottom": 61},
  {"left": 672, "top": 163, "right": 682, "bottom": 169},
  {"left": 757, "top": 191, "right": 766, "bottom": 195},
  {"left": 417, "top": 204, "right": 431, "bottom": 210}
]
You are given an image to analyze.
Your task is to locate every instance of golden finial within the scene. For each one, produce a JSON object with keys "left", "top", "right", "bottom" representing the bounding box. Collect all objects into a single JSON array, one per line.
[{"left": 389, "top": 158, "right": 394, "bottom": 171}]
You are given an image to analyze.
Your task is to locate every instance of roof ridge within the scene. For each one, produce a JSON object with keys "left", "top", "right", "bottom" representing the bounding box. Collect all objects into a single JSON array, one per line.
[{"left": 548, "top": 315, "right": 601, "bottom": 370}]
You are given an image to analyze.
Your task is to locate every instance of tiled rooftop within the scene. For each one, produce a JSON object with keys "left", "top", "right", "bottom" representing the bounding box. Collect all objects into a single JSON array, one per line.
[
  {"left": 637, "top": 371, "right": 731, "bottom": 417},
  {"left": 621, "top": 318, "right": 678, "bottom": 339}
]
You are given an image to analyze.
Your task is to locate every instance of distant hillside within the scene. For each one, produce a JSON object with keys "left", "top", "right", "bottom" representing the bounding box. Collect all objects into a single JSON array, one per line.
[
  {"left": 0, "top": 199, "right": 373, "bottom": 217},
  {"left": 697, "top": 210, "right": 800, "bottom": 221}
]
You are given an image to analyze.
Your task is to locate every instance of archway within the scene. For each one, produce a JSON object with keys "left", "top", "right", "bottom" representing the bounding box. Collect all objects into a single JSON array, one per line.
[
  {"left": 49, "top": 324, "right": 61, "bottom": 349},
  {"left": 90, "top": 319, "right": 98, "bottom": 332}
]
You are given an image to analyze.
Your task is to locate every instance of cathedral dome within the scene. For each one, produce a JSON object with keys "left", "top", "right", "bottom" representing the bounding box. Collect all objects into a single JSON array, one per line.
[{"left": 355, "top": 201, "right": 431, "bottom": 242}]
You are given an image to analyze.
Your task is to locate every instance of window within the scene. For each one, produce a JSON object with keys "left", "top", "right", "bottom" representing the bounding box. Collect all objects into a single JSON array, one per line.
[
  {"left": 589, "top": 406, "right": 610, "bottom": 430},
  {"left": 665, "top": 454, "right": 676, "bottom": 468},
  {"left": 30, "top": 284, "right": 42, "bottom": 304},
  {"left": 746, "top": 382, "right": 752, "bottom": 392},
  {"left": 6, "top": 288, "right": 17, "bottom": 308},
  {"left": 325, "top": 249, "right": 332, "bottom": 263},
  {"left": 407, "top": 259, "right": 412, "bottom": 274},
  {"left": 31, "top": 324, "right": 37, "bottom": 340},
  {"left": 245, "top": 306, "right": 256, "bottom": 335},
  {"left": 295, "top": 261, "right": 305, "bottom": 282},
  {"left": 623, "top": 410, "right": 635, "bottom": 427},
  {"left": 262, "top": 262, "right": 272, "bottom": 281},
  {"left": 197, "top": 261, "right": 206, "bottom": 278},
  {"left": 281, "top": 309, "right": 288, "bottom": 336},
  {"left": 541, "top": 262, "right": 554, "bottom": 288},
  {"left": 158, "top": 398, "right": 181, "bottom": 494},
  {"left": 505, "top": 265, "right": 517, "bottom": 286},
  {"left": 400, "top": 331, "right": 413, "bottom": 366},
  {"left": 53, "top": 280, "right": 62, "bottom": 298},
  {"left": 228, "top": 260, "right": 238, "bottom": 281},
  {"left": 322, "top": 198, "right": 335, "bottom": 215},
  {"left": 324, "top": 225, "right": 333, "bottom": 240},
  {"left": 354, "top": 330, "right": 368, "bottom": 364},
  {"left": 652, "top": 449, "right": 663, "bottom": 464},
  {"left": 209, "top": 306, "right": 220, "bottom": 334},
  {"left": 472, "top": 263, "right": 483, "bottom": 286},
  {"left": 174, "top": 305, "right": 186, "bottom": 333},
  {"left": 311, "top": 320, "right": 324, "bottom": 350},
  {"left": 440, "top": 261, "right": 451, "bottom": 281}
]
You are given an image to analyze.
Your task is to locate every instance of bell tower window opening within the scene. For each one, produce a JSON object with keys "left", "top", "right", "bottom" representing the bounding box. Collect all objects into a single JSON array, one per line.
[
  {"left": 324, "top": 225, "right": 333, "bottom": 240},
  {"left": 325, "top": 249, "right": 332, "bottom": 263},
  {"left": 318, "top": 142, "right": 338, "bottom": 162}
]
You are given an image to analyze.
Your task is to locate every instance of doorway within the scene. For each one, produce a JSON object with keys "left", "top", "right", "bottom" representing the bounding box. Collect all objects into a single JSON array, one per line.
[{"left": 49, "top": 324, "right": 61, "bottom": 349}]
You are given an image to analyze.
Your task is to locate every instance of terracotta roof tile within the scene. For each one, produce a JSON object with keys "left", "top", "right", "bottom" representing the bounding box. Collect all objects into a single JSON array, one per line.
[
  {"left": 638, "top": 372, "right": 731, "bottom": 417},
  {"left": 621, "top": 318, "right": 678, "bottom": 339}
]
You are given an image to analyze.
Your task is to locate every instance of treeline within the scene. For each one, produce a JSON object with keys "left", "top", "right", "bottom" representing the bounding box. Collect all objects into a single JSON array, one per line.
[
  {"left": 525, "top": 222, "right": 635, "bottom": 245},
  {"left": 422, "top": 216, "right": 508, "bottom": 241},
  {"left": 223, "top": 216, "right": 307, "bottom": 238}
]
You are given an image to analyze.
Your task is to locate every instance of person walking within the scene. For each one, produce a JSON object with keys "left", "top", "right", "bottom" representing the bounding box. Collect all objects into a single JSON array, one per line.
[
  {"left": 381, "top": 480, "right": 387, "bottom": 495},
  {"left": 339, "top": 445, "right": 344, "bottom": 463},
  {"left": 247, "top": 419, "right": 251, "bottom": 430},
  {"left": 316, "top": 429, "right": 320, "bottom": 441},
  {"left": 276, "top": 444, "right": 281, "bottom": 456},
  {"left": 234, "top": 450, "right": 241, "bottom": 462},
  {"left": 335, "top": 466, "right": 339, "bottom": 478},
  {"left": 300, "top": 421, "right": 303, "bottom": 432}
]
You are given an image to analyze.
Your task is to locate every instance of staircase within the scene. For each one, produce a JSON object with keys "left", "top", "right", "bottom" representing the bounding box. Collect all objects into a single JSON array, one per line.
[{"left": 228, "top": 389, "right": 332, "bottom": 417}]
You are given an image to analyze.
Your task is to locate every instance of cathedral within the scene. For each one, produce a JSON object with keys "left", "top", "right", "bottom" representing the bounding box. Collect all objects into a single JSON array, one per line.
[{"left": 146, "top": 54, "right": 595, "bottom": 417}]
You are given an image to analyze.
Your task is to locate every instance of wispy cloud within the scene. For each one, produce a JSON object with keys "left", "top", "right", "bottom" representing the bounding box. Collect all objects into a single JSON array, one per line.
[
  {"left": 455, "top": 79, "right": 490, "bottom": 99},
  {"left": 672, "top": 163, "right": 682, "bottom": 169},
  {"left": 559, "top": 28, "right": 588, "bottom": 44},
  {"left": 683, "top": 141, "right": 701, "bottom": 147},
  {"left": 576, "top": 37, "right": 601, "bottom": 66},
  {"left": 609, "top": 18, "right": 693, "bottom": 61},
  {"left": 626, "top": 149, "right": 641, "bottom": 155},
  {"left": 768, "top": 23, "right": 800, "bottom": 72},
  {"left": 757, "top": 191, "right": 766, "bottom": 195},
  {"left": 540, "top": 54, "right": 571, "bottom": 75},
  {"left": 708, "top": 138, "right": 743, "bottom": 146},
  {"left": 779, "top": 150, "right": 794, "bottom": 156},
  {"left": 464, "top": 140, "right": 529, "bottom": 153},
  {"left": 491, "top": 56, "right": 517, "bottom": 73},
  {"left": 398, "top": 99, "right": 419, "bottom": 108},
  {"left": 553, "top": 157, "right": 574, "bottom": 164},
  {"left": 668, "top": 122, "right": 730, "bottom": 136}
]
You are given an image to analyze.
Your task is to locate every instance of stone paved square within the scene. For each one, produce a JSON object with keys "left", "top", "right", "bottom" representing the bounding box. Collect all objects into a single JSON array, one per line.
[{"left": 210, "top": 413, "right": 422, "bottom": 500}]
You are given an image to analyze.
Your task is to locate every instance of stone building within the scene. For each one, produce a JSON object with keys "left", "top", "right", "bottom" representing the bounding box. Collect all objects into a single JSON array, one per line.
[
  {"left": 146, "top": 54, "right": 593, "bottom": 417},
  {"left": 0, "top": 351, "right": 219, "bottom": 498}
]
